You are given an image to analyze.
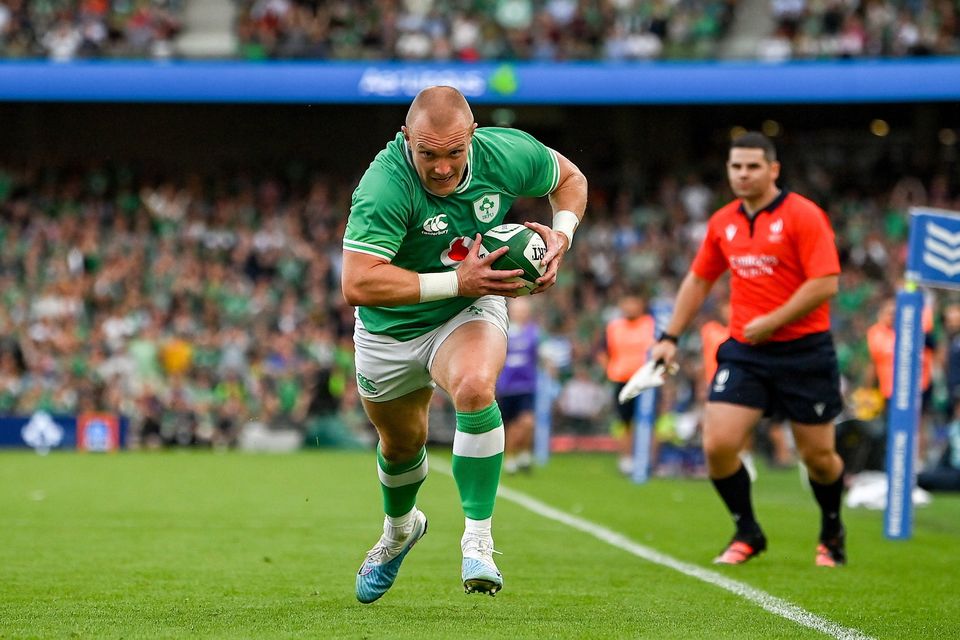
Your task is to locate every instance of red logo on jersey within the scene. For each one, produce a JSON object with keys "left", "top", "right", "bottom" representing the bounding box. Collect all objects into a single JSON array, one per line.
[{"left": 440, "top": 236, "right": 487, "bottom": 267}]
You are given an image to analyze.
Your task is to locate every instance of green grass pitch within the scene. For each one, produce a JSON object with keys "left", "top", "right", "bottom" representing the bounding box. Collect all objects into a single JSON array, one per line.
[{"left": 1, "top": 450, "right": 958, "bottom": 639}]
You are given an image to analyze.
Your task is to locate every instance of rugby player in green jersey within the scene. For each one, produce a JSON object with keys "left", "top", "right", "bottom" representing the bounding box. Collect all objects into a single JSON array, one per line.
[{"left": 343, "top": 86, "right": 587, "bottom": 602}]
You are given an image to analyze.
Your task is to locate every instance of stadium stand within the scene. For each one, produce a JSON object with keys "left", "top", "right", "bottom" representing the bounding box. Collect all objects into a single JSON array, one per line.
[
  {"left": 228, "top": 0, "right": 956, "bottom": 61},
  {"left": 1, "top": 0, "right": 954, "bottom": 61},
  {"left": 0, "top": 150, "right": 956, "bottom": 452},
  {"left": 231, "top": 0, "right": 733, "bottom": 61},
  {"left": 0, "top": 0, "right": 184, "bottom": 60},
  {"left": 1, "top": 2, "right": 958, "bottom": 468},
  {"left": 758, "top": 0, "right": 960, "bottom": 61}
]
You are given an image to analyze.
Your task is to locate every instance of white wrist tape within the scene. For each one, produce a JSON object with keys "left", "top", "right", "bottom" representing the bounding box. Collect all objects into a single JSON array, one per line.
[
  {"left": 552, "top": 209, "right": 579, "bottom": 247},
  {"left": 418, "top": 271, "right": 459, "bottom": 303}
]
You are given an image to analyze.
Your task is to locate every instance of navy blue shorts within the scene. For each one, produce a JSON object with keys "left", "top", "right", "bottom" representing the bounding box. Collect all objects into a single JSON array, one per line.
[
  {"left": 498, "top": 393, "right": 535, "bottom": 424},
  {"left": 708, "top": 332, "right": 843, "bottom": 424},
  {"left": 613, "top": 382, "right": 636, "bottom": 425}
]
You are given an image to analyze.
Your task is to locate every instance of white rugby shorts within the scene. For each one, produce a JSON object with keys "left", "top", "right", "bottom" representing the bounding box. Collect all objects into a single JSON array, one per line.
[{"left": 353, "top": 295, "right": 508, "bottom": 402}]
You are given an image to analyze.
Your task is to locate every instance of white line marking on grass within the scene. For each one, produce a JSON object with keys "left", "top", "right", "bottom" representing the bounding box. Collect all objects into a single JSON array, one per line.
[{"left": 432, "top": 460, "right": 873, "bottom": 640}]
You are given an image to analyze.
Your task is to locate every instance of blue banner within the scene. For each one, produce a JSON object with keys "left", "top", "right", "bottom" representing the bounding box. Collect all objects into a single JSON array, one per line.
[
  {"left": 0, "top": 412, "right": 128, "bottom": 452},
  {"left": 0, "top": 59, "right": 959, "bottom": 104},
  {"left": 884, "top": 289, "right": 924, "bottom": 540},
  {"left": 1, "top": 413, "right": 78, "bottom": 451},
  {"left": 906, "top": 207, "right": 960, "bottom": 289}
]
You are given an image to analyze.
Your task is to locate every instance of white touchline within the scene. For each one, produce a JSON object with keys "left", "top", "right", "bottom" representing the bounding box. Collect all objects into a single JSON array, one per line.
[{"left": 432, "top": 459, "right": 874, "bottom": 640}]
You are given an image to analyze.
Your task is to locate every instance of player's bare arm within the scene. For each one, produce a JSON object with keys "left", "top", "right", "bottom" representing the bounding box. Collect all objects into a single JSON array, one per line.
[
  {"left": 742, "top": 274, "right": 839, "bottom": 344},
  {"left": 526, "top": 151, "right": 587, "bottom": 294},
  {"left": 342, "top": 250, "right": 423, "bottom": 306},
  {"left": 650, "top": 272, "right": 716, "bottom": 366},
  {"left": 341, "top": 241, "right": 524, "bottom": 307}
]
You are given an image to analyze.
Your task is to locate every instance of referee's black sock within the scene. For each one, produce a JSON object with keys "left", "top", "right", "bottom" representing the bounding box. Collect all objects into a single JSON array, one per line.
[
  {"left": 810, "top": 467, "right": 845, "bottom": 540},
  {"left": 711, "top": 464, "right": 761, "bottom": 538}
]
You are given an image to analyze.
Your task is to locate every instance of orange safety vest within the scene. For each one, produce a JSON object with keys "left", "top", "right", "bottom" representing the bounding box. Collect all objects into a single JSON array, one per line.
[
  {"left": 867, "top": 321, "right": 932, "bottom": 399},
  {"left": 605, "top": 315, "right": 656, "bottom": 383},
  {"left": 700, "top": 320, "right": 730, "bottom": 385}
]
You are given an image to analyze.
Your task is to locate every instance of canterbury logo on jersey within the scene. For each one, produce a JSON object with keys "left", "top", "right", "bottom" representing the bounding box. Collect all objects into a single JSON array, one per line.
[{"left": 422, "top": 214, "right": 449, "bottom": 236}]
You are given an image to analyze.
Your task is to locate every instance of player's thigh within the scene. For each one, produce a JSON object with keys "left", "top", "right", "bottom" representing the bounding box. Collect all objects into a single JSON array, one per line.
[
  {"left": 429, "top": 296, "right": 508, "bottom": 404},
  {"left": 431, "top": 321, "right": 507, "bottom": 404},
  {"left": 703, "top": 402, "right": 763, "bottom": 455}
]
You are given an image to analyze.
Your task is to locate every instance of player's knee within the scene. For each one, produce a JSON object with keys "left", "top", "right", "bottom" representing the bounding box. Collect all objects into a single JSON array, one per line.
[
  {"left": 702, "top": 430, "right": 740, "bottom": 459},
  {"left": 799, "top": 446, "right": 837, "bottom": 475},
  {"left": 704, "top": 445, "right": 739, "bottom": 466},
  {"left": 380, "top": 439, "right": 426, "bottom": 463},
  {"left": 449, "top": 374, "right": 496, "bottom": 412}
]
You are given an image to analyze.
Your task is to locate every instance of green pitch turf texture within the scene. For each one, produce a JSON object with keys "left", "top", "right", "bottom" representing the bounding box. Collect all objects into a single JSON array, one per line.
[{"left": 1, "top": 450, "right": 957, "bottom": 639}]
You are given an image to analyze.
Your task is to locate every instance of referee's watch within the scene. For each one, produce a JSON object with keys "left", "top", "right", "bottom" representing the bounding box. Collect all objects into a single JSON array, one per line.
[{"left": 657, "top": 331, "right": 679, "bottom": 345}]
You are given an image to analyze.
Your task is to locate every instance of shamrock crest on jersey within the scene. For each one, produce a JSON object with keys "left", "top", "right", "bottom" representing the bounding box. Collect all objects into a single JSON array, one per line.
[{"left": 473, "top": 194, "right": 501, "bottom": 223}]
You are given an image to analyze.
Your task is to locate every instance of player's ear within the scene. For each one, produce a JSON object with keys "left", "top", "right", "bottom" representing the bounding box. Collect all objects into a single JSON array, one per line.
[
  {"left": 770, "top": 160, "right": 781, "bottom": 180},
  {"left": 401, "top": 126, "right": 410, "bottom": 142}
]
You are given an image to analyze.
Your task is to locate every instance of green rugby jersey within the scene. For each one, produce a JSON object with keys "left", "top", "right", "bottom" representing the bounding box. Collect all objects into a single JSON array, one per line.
[{"left": 344, "top": 127, "right": 560, "bottom": 341}]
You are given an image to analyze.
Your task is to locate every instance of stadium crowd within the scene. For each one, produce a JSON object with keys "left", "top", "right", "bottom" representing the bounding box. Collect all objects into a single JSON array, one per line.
[
  {"left": 2, "top": 0, "right": 957, "bottom": 61},
  {"left": 234, "top": 0, "right": 959, "bottom": 61},
  {"left": 234, "top": 0, "right": 735, "bottom": 61},
  {"left": 760, "top": 0, "right": 960, "bottom": 60},
  {"left": 1, "top": 153, "right": 958, "bottom": 461},
  {"left": 0, "top": 0, "right": 183, "bottom": 60}
]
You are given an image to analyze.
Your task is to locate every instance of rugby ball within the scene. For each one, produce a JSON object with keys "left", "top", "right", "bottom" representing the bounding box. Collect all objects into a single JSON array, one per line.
[{"left": 481, "top": 223, "right": 548, "bottom": 295}]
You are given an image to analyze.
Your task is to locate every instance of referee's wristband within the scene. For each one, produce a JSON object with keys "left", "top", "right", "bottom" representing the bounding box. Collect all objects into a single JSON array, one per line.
[
  {"left": 552, "top": 209, "right": 579, "bottom": 248},
  {"left": 658, "top": 332, "right": 679, "bottom": 345},
  {"left": 418, "top": 271, "right": 459, "bottom": 303}
]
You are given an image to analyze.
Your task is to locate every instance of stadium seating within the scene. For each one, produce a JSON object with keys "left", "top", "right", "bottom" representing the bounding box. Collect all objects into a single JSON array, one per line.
[
  {"left": 0, "top": 0, "right": 184, "bottom": 60},
  {"left": 2, "top": 1, "right": 955, "bottom": 61},
  {"left": 0, "top": 158, "right": 954, "bottom": 450}
]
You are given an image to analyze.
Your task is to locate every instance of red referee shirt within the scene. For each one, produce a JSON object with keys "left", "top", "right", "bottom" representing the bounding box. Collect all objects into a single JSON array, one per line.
[{"left": 691, "top": 191, "right": 840, "bottom": 343}]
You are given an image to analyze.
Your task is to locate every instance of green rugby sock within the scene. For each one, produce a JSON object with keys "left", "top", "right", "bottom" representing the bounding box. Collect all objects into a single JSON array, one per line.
[
  {"left": 451, "top": 403, "right": 504, "bottom": 520},
  {"left": 377, "top": 444, "right": 427, "bottom": 518}
]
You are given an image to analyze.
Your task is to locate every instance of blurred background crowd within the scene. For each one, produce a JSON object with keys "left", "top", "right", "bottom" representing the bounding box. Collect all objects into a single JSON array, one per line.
[
  {"left": 0, "top": 0, "right": 956, "bottom": 62},
  {"left": 0, "top": 0, "right": 184, "bottom": 60},
  {"left": 0, "top": 148, "right": 957, "bottom": 464},
  {"left": 1, "top": 0, "right": 959, "bottom": 478}
]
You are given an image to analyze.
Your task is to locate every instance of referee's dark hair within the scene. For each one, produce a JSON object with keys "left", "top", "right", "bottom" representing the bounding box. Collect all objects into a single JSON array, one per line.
[{"left": 731, "top": 131, "right": 777, "bottom": 162}]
